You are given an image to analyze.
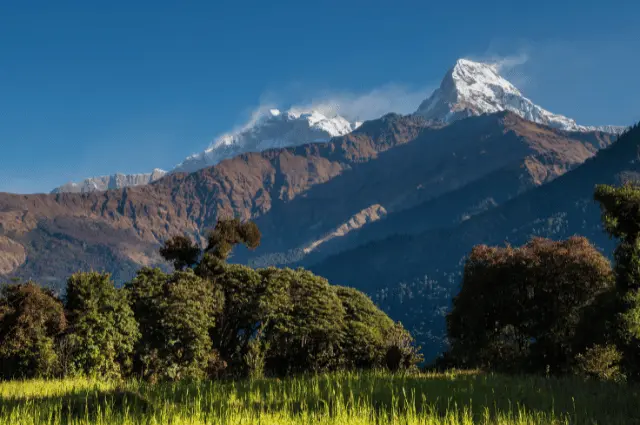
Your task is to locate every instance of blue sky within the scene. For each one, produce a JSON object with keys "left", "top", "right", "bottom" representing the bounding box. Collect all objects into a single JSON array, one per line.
[{"left": 1, "top": 0, "right": 639, "bottom": 193}]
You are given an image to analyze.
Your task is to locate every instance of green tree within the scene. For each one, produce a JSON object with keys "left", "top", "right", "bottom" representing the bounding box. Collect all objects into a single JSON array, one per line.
[
  {"left": 334, "top": 286, "right": 422, "bottom": 370},
  {"left": 64, "top": 272, "right": 139, "bottom": 378},
  {"left": 384, "top": 323, "right": 423, "bottom": 372},
  {"left": 335, "top": 286, "right": 393, "bottom": 369},
  {"left": 211, "top": 265, "right": 287, "bottom": 376},
  {"left": 205, "top": 218, "right": 261, "bottom": 261},
  {"left": 595, "top": 183, "right": 640, "bottom": 379},
  {"left": 159, "top": 235, "right": 200, "bottom": 270},
  {"left": 156, "top": 218, "right": 422, "bottom": 377},
  {"left": 0, "top": 282, "right": 66, "bottom": 379},
  {"left": 161, "top": 218, "right": 261, "bottom": 279},
  {"left": 263, "top": 268, "right": 346, "bottom": 374},
  {"left": 446, "top": 237, "right": 614, "bottom": 374},
  {"left": 126, "top": 268, "right": 222, "bottom": 381}
]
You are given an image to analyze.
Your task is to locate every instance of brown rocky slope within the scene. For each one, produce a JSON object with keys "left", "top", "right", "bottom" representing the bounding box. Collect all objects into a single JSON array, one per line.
[{"left": 0, "top": 112, "right": 613, "bottom": 288}]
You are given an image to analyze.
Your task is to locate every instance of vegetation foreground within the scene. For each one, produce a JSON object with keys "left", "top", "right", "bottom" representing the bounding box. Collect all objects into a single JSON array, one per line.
[{"left": 0, "top": 371, "right": 637, "bottom": 425}]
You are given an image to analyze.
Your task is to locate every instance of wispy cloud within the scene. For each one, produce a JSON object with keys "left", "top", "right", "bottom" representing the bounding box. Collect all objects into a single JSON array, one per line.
[
  {"left": 463, "top": 50, "right": 532, "bottom": 89},
  {"left": 255, "top": 83, "right": 436, "bottom": 123},
  {"left": 205, "top": 83, "right": 435, "bottom": 149}
]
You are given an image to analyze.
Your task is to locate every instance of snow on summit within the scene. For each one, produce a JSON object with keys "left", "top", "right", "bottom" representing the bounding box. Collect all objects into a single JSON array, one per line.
[
  {"left": 53, "top": 59, "right": 625, "bottom": 193},
  {"left": 415, "top": 58, "right": 625, "bottom": 134},
  {"left": 173, "top": 108, "right": 360, "bottom": 173}
]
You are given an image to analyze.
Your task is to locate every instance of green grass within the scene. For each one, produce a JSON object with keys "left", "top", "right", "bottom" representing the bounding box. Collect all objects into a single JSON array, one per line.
[{"left": 0, "top": 371, "right": 637, "bottom": 424}]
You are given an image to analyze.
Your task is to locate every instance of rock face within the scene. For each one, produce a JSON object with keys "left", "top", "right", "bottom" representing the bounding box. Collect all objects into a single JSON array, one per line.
[
  {"left": 51, "top": 169, "right": 167, "bottom": 194},
  {"left": 0, "top": 112, "right": 614, "bottom": 288},
  {"left": 302, "top": 204, "right": 388, "bottom": 254},
  {"left": 415, "top": 59, "right": 625, "bottom": 134},
  {"left": 0, "top": 236, "right": 26, "bottom": 275}
]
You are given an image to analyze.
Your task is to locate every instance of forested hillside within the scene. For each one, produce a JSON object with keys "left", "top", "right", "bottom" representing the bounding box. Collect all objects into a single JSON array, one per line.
[{"left": 311, "top": 124, "right": 640, "bottom": 359}]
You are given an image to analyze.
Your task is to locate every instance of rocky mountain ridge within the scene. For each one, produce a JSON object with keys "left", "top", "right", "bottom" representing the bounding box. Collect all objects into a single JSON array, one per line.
[
  {"left": 0, "top": 112, "right": 614, "bottom": 289},
  {"left": 51, "top": 59, "right": 625, "bottom": 194}
]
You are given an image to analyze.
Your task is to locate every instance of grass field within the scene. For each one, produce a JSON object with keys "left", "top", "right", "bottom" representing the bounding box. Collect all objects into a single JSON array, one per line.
[{"left": 0, "top": 371, "right": 637, "bottom": 424}]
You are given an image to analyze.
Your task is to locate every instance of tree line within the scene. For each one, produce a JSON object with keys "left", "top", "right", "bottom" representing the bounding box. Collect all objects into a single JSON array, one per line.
[
  {"left": 440, "top": 182, "right": 640, "bottom": 382},
  {"left": 0, "top": 218, "right": 422, "bottom": 382}
]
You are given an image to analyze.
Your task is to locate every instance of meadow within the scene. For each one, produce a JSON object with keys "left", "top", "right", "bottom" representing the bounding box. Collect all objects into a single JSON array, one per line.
[{"left": 0, "top": 371, "right": 637, "bottom": 425}]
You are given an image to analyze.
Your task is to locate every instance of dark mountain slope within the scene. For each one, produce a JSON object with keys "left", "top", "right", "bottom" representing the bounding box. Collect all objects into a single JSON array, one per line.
[
  {"left": 310, "top": 123, "right": 640, "bottom": 358},
  {"left": 243, "top": 113, "right": 613, "bottom": 267}
]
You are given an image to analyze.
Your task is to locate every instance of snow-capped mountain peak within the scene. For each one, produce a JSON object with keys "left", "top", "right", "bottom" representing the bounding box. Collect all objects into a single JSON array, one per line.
[
  {"left": 416, "top": 58, "right": 625, "bottom": 134},
  {"left": 173, "top": 108, "right": 360, "bottom": 173},
  {"left": 51, "top": 168, "right": 167, "bottom": 194}
]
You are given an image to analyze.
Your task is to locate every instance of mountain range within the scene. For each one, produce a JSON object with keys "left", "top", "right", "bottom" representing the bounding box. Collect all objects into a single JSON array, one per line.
[
  {"left": 51, "top": 109, "right": 361, "bottom": 193},
  {"left": 51, "top": 59, "right": 622, "bottom": 194},
  {"left": 1, "top": 58, "right": 633, "bottom": 359}
]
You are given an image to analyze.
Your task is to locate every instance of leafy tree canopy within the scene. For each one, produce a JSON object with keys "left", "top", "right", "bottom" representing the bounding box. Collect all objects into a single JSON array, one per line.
[
  {"left": 0, "top": 282, "right": 66, "bottom": 379},
  {"left": 446, "top": 237, "right": 614, "bottom": 374},
  {"left": 126, "top": 268, "right": 222, "bottom": 382},
  {"left": 64, "top": 272, "right": 139, "bottom": 379}
]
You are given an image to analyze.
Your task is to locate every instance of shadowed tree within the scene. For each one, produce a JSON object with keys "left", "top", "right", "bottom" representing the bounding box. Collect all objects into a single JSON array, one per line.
[
  {"left": 160, "top": 218, "right": 261, "bottom": 278},
  {"left": 0, "top": 282, "right": 67, "bottom": 379},
  {"left": 159, "top": 235, "right": 200, "bottom": 270},
  {"left": 334, "top": 286, "right": 422, "bottom": 370},
  {"left": 446, "top": 237, "right": 614, "bottom": 374},
  {"left": 595, "top": 182, "right": 640, "bottom": 379},
  {"left": 205, "top": 218, "right": 261, "bottom": 261}
]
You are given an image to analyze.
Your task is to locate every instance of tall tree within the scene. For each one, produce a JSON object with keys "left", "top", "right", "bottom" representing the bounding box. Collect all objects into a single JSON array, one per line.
[
  {"left": 262, "top": 268, "right": 346, "bottom": 374},
  {"left": 205, "top": 218, "right": 261, "bottom": 261},
  {"left": 126, "top": 268, "right": 222, "bottom": 381},
  {"left": 159, "top": 235, "right": 200, "bottom": 270},
  {"left": 0, "top": 282, "right": 66, "bottom": 379},
  {"left": 595, "top": 183, "right": 640, "bottom": 379},
  {"left": 64, "top": 272, "right": 139, "bottom": 378},
  {"left": 446, "top": 237, "right": 614, "bottom": 374},
  {"left": 160, "top": 218, "right": 261, "bottom": 278},
  {"left": 211, "top": 265, "right": 287, "bottom": 375}
]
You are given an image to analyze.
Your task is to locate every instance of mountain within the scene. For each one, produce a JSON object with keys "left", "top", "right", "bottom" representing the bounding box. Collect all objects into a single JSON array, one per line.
[
  {"left": 50, "top": 59, "right": 622, "bottom": 194},
  {"left": 51, "top": 169, "right": 167, "bottom": 194},
  {"left": 51, "top": 109, "right": 360, "bottom": 193},
  {"left": 0, "top": 114, "right": 426, "bottom": 286},
  {"left": 415, "top": 59, "right": 625, "bottom": 134},
  {"left": 239, "top": 112, "right": 614, "bottom": 268},
  {"left": 0, "top": 112, "right": 614, "bottom": 289},
  {"left": 0, "top": 58, "right": 628, "bottom": 358},
  {"left": 310, "top": 124, "right": 640, "bottom": 359},
  {"left": 173, "top": 109, "right": 361, "bottom": 173}
]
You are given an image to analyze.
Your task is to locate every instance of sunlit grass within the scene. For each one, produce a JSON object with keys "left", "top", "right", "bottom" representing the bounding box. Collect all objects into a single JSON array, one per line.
[{"left": 0, "top": 370, "right": 637, "bottom": 424}]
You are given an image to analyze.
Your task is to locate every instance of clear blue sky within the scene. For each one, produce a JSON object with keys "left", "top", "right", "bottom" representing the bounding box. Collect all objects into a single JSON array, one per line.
[{"left": 1, "top": 0, "right": 639, "bottom": 193}]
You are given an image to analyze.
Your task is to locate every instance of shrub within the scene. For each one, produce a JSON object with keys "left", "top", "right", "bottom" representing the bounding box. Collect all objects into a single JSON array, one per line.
[{"left": 574, "top": 344, "right": 625, "bottom": 382}]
